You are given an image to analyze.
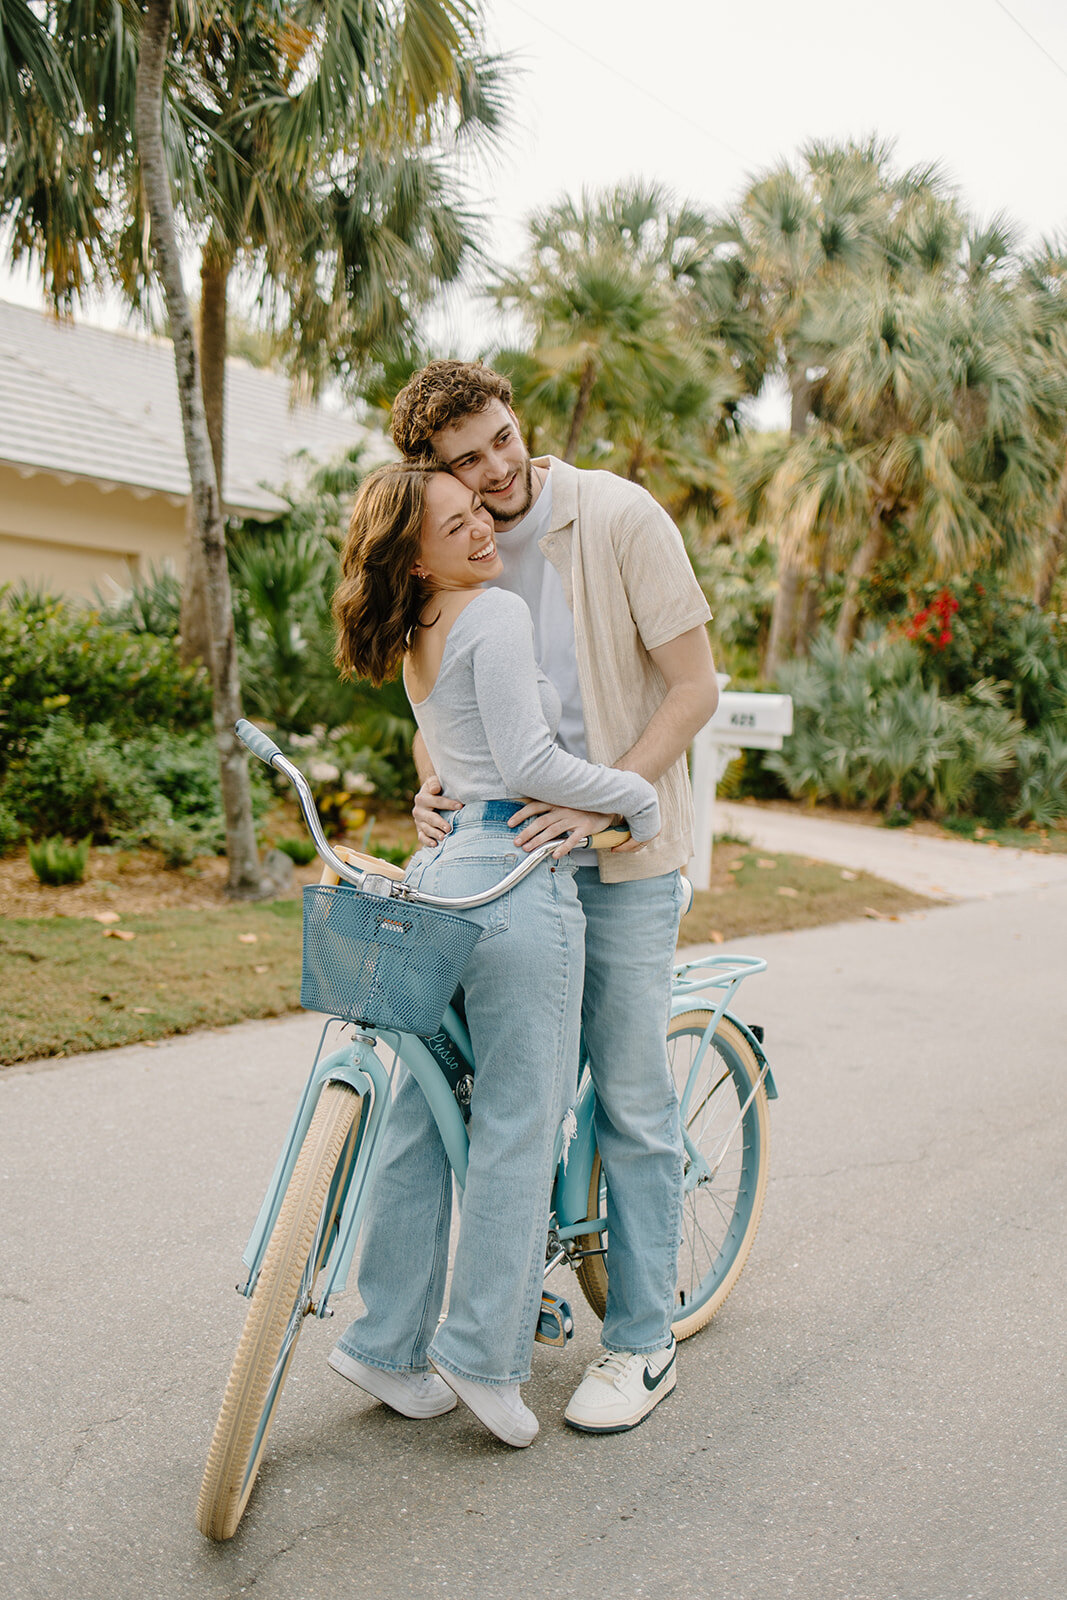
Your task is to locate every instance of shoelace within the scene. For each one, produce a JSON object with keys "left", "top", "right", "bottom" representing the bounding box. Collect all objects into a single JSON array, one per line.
[{"left": 587, "top": 1350, "right": 641, "bottom": 1386}]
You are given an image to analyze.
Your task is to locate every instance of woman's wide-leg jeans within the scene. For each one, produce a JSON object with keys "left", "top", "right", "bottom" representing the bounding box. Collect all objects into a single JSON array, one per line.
[{"left": 335, "top": 803, "right": 584, "bottom": 1387}]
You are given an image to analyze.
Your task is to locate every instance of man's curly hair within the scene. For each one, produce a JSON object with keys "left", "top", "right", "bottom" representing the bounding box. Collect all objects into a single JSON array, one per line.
[{"left": 391, "top": 360, "right": 513, "bottom": 460}]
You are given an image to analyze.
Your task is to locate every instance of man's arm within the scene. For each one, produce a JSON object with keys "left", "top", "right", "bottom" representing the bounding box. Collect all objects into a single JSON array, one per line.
[
  {"left": 510, "top": 624, "right": 717, "bottom": 853},
  {"left": 614, "top": 624, "right": 719, "bottom": 783},
  {"left": 411, "top": 729, "right": 462, "bottom": 846}
]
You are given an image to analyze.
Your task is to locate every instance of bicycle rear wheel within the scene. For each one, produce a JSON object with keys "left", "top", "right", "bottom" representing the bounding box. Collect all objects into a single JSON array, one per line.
[
  {"left": 197, "top": 1082, "right": 363, "bottom": 1541},
  {"left": 575, "top": 1009, "right": 770, "bottom": 1340}
]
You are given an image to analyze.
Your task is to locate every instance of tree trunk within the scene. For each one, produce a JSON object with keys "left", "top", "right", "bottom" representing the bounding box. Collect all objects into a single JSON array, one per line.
[
  {"left": 134, "top": 0, "right": 262, "bottom": 898},
  {"left": 1033, "top": 450, "right": 1067, "bottom": 610},
  {"left": 563, "top": 356, "right": 597, "bottom": 464},
  {"left": 763, "top": 560, "right": 802, "bottom": 679},
  {"left": 177, "top": 499, "right": 213, "bottom": 667},
  {"left": 199, "top": 238, "right": 229, "bottom": 489},
  {"left": 762, "top": 365, "right": 814, "bottom": 678},
  {"left": 835, "top": 520, "right": 888, "bottom": 650},
  {"left": 178, "top": 240, "right": 230, "bottom": 667},
  {"left": 796, "top": 531, "right": 830, "bottom": 654}
]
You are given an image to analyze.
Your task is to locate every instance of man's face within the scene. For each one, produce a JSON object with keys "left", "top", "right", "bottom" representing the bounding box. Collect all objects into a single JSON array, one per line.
[{"left": 430, "top": 399, "right": 533, "bottom": 528}]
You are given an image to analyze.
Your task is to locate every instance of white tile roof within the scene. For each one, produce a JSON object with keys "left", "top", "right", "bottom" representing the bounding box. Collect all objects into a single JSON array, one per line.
[{"left": 0, "top": 301, "right": 380, "bottom": 515}]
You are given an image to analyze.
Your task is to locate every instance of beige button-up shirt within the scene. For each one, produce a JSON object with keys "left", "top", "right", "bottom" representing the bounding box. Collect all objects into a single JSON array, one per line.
[{"left": 536, "top": 457, "right": 712, "bottom": 883}]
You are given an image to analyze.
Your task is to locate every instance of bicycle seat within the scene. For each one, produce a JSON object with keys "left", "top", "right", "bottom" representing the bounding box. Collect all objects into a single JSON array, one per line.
[{"left": 318, "top": 844, "right": 409, "bottom": 886}]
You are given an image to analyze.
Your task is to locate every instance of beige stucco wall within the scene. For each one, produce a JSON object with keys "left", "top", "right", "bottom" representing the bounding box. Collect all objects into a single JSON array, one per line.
[{"left": 0, "top": 464, "right": 188, "bottom": 598}]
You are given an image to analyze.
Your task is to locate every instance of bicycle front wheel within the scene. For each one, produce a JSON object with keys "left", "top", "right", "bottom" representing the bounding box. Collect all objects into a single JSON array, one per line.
[
  {"left": 575, "top": 1009, "right": 770, "bottom": 1340},
  {"left": 197, "top": 1082, "right": 363, "bottom": 1541}
]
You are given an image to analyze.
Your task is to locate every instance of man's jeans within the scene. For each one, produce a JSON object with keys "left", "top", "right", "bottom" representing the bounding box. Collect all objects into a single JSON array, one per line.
[
  {"left": 574, "top": 865, "right": 686, "bottom": 1354},
  {"left": 335, "top": 803, "right": 584, "bottom": 1387}
]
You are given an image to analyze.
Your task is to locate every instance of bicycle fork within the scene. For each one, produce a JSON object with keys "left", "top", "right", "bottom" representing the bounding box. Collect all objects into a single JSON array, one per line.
[{"left": 236, "top": 1023, "right": 391, "bottom": 1317}]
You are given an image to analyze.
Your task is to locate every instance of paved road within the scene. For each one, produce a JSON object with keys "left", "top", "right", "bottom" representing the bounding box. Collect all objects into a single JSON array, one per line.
[
  {"left": 714, "top": 800, "right": 1067, "bottom": 901},
  {"left": 2, "top": 882, "right": 1066, "bottom": 1600}
]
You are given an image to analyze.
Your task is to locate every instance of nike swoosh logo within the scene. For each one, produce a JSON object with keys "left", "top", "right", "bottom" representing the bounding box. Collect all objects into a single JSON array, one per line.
[{"left": 642, "top": 1350, "right": 676, "bottom": 1392}]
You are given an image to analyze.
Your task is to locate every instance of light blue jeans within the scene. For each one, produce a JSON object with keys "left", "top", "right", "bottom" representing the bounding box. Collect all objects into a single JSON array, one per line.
[
  {"left": 574, "top": 866, "right": 686, "bottom": 1354},
  {"left": 336, "top": 802, "right": 584, "bottom": 1387}
]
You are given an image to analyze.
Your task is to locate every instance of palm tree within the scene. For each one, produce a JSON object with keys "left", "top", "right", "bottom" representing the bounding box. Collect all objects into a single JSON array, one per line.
[
  {"left": 490, "top": 182, "right": 728, "bottom": 469},
  {"left": 713, "top": 139, "right": 965, "bottom": 672},
  {"left": 737, "top": 257, "right": 1066, "bottom": 659},
  {"left": 135, "top": 0, "right": 260, "bottom": 895},
  {"left": 2, "top": 0, "right": 506, "bottom": 887},
  {"left": 1022, "top": 238, "right": 1067, "bottom": 608}
]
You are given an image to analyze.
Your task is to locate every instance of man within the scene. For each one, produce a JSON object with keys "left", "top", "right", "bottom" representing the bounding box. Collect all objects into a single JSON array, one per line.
[{"left": 394, "top": 359, "right": 719, "bottom": 1433}]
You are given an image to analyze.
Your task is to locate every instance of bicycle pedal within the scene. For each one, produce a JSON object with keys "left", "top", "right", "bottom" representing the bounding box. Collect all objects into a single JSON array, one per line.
[{"left": 535, "top": 1292, "right": 574, "bottom": 1346}]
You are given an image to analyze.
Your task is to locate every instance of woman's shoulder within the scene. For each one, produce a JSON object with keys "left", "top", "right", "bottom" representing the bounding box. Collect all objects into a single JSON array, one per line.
[{"left": 454, "top": 586, "right": 532, "bottom": 636}]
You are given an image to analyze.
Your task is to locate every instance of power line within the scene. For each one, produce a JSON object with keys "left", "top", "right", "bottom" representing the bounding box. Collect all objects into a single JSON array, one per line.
[
  {"left": 501, "top": 0, "right": 752, "bottom": 171},
  {"left": 991, "top": 0, "right": 1067, "bottom": 81}
]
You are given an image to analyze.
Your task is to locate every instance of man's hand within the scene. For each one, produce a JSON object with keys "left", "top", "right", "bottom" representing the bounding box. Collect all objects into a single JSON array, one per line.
[
  {"left": 507, "top": 801, "right": 615, "bottom": 858},
  {"left": 412, "top": 775, "right": 462, "bottom": 847}
]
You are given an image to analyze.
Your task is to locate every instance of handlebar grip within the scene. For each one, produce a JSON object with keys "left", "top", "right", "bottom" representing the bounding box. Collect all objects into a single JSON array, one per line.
[
  {"left": 588, "top": 827, "right": 631, "bottom": 850},
  {"left": 235, "top": 719, "right": 283, "bottom": 768}
]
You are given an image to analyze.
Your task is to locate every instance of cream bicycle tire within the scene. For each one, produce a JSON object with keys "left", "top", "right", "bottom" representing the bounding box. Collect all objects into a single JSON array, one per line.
[
  {"left": 197, "top": 1082, "right": 362, "bottom": 1541},
  {"left": 575, "top": 1010, "right": 770, "bottom": 1339}
]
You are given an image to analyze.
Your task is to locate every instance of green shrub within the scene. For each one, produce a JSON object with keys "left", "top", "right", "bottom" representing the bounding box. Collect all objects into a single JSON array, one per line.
[
  {"left": 0, "top": 800, "right": 22, "bottom": 856},
  {"left": 28, "top": 835, "right": 90, "bottom": 885},
  {"left": 274, "top": 836, "right": 317, "bottom": 865},
  {"left": 764, "top": 630, "right": 1038, "bottom": 824},
  {"left": 94, "top": 565, "right": 183, "bottom": 638},
  {"left": 139, "top": 818, "right": 205, "bottom": 869},
  {"left": 1012, "top": 726, "right": 1067, "bottom": 826},
  {"left": 0, "top": 722, "right": 270, "bottom": 851},
  {"left": 0, "top": 589, "right": 211, "bottom": 764},
  {"left": 2, "top": 717, "right": 160, "bottom": 841}
]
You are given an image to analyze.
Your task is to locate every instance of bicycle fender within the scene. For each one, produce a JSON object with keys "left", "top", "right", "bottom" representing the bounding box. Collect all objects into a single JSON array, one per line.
[
  {"left": 726, "top": 1011, "right": 778, "bottom": 1100},
  {"left": 668, "top": 999, "right": 779, "bottom": 1101},
  {"left": 241, "top": 1039, "right": 378, "bottom": 1281}
]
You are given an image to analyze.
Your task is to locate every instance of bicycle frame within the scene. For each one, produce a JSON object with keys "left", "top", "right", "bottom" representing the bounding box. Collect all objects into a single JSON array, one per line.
[
  {"left": 231, "top": 718, "right": 776, "bottom": 1328},
  {"left": 236, "top": 956, "right": 775, "bottom": 1321}
]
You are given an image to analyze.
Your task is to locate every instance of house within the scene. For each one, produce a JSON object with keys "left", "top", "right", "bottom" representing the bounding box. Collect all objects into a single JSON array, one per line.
[{"left": 0, "top": 300, "right": 380, "bottom": 598}]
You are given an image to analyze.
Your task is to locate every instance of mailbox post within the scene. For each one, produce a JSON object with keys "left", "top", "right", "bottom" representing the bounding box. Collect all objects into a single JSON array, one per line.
[{"left": 687, "top": 677, "right": 793, "bottom": 889}]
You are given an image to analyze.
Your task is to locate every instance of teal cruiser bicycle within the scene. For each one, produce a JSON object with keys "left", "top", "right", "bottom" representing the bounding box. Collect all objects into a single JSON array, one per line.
[{"left": 196, "top": 720, "right": 778, "bottom": 1541}]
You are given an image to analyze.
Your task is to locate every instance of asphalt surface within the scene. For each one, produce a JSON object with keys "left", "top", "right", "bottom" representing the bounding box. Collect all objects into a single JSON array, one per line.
[{"left": 2, "top": 874, "right": 1066, "bottom": 1599}]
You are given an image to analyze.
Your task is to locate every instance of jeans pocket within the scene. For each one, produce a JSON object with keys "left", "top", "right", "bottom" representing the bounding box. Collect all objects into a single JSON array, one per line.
[{"left": 433, "top": 850, "right": 516, "bottom": 942}]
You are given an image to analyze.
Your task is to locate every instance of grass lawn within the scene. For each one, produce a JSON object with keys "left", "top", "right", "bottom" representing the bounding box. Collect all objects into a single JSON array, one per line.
[{"left": 0, "top": 840, "right": 930, "bottom": 1067}]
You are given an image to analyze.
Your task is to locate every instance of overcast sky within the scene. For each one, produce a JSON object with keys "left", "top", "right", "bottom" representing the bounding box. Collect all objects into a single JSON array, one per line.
[
  {"left": 4, "top": 0, "right": 1065, "bottom": 368},
  {"left": 428, "top": 0, "right": 1067, "bottom": 353}
]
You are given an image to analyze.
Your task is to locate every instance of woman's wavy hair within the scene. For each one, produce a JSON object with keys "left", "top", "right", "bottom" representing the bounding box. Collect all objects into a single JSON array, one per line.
[{"left": 333, "top": 461, "right": 440, "bottom": 687}]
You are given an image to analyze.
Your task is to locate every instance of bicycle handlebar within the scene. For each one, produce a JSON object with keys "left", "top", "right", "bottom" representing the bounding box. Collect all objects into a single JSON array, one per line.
[
  {"left": 235, "top": 719, "right": 284, "bottom": 768},
  {"left": 236, "top": 720, "right": 568, "bottom": 910}
]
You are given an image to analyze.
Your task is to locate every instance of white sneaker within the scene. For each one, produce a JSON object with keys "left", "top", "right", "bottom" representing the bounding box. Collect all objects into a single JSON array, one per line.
[
  {"left": 564, "top": 1339, "right": 677, "bottom": 1433},
  {"left": 432, "top": 1364, "right": 539, "bottom": 1448},
  {"left": 328, "top": 1348, "right": 457, "bottom": 1418}
]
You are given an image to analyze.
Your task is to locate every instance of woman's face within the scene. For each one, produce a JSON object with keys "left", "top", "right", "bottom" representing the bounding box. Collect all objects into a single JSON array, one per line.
[{"left": 416, "top": 472, "right": 502, "bottom": 592}]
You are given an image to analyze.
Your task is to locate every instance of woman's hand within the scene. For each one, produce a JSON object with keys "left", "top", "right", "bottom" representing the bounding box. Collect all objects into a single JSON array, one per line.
[
  {"left": 507, "top": 801, "right": 615, "bottom": 858},
  {"left": 412, "top": 774, "right": 463, "bottom": 847}
]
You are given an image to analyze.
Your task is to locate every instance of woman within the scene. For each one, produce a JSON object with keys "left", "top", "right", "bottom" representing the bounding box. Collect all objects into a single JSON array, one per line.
[{"left": 328, "top": 462, "right": 659, "bottom": 1447}]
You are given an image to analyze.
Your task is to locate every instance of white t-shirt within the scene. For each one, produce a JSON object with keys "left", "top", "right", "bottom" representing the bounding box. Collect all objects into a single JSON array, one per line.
[{"left": 490, "top": 467, "right": 598, "bottom": 862}]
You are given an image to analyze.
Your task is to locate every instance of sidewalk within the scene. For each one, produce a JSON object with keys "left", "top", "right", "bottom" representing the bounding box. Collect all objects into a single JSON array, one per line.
[{"left": 713, "top": 800, "right": 1067, "bottom": 901}]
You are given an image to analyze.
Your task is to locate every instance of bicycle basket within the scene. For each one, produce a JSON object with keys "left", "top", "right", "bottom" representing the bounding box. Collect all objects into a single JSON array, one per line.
[{"left": 301, "top": 884, "right": 481, "bottom": 1036}]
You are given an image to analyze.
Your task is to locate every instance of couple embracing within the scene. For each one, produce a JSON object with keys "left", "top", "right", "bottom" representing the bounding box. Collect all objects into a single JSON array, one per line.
[{"left": 329, "top": 360, "right": 719, "bottom": 1446}]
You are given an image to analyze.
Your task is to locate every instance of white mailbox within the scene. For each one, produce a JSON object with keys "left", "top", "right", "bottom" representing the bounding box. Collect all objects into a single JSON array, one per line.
[
  {"left": 707, "top": 690, "right": 794, "bottom": 750},
  {"left": 686, "top": 678, "right": 793, "bottom": 890}
]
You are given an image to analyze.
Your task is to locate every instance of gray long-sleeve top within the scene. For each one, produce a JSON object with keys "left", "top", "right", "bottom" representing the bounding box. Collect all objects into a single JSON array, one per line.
[{"left": 405, "top": 589, "right": 660, "bottom": 841}]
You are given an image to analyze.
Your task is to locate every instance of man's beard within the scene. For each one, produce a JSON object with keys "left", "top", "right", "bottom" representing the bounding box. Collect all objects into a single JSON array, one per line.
[{"left": 482, "top": 455, "right": 533, "bottom": 526}]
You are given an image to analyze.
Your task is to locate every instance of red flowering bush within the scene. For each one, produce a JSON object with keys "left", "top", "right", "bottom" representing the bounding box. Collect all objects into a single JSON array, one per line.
[{"left": 905, "top": 587, "right": 960, "bottom": 652}]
